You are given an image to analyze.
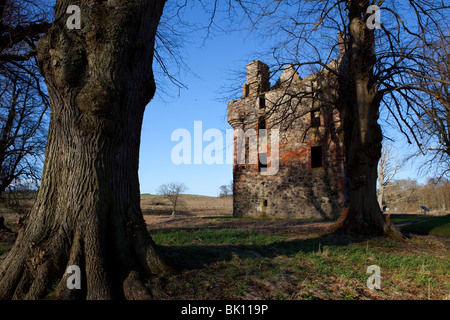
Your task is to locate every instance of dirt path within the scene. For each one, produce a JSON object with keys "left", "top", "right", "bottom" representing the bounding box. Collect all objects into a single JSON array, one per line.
[{"left": 393, "top": 219, "right": 426, "bottom": 227}]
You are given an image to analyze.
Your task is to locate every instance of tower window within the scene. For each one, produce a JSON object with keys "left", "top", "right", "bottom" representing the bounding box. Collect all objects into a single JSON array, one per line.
[
  {"left": 311, "top": 111, "right": 320, "bottom": 127},
  {"left": 258, "top": 116, "right": 266, "bottom": 130},
  {"left": 258, "top": 116, "right": 267, "bottom": 173},
  {"left": 259, "top": 152, "right": 268, "bottom": 172},
  {"left": 259, "top": 95, "right": 266, "bottom": 109},
  {"left": 311, "top": 146, "right": 323, "bottom": 168}
]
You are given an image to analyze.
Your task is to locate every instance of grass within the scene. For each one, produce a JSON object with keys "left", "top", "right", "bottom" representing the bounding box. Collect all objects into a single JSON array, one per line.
[
  {"left": 389, "top": 214, "right": 450, "bottom": 237},
  {"left": 152, "top": 229, "right": 284, "bottom": 246},
  {"left": 150, "top": 227, "right": 450, "bottom": 300},
  {"left": 151, "top": 229, "right": 285, "bottom": 269},
  {"left": 1, "top": 198, "right": 448, "bottom": 300},
  {"left": 400, "top": 215, "right": 450, "bottom": 237},
  {"left": 390, "top": 215, "right": 425, "bottom": 223}
]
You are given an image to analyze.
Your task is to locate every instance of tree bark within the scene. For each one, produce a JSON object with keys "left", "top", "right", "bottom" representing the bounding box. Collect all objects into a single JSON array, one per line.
[
  {"left": 333, "top": 1, "right": 400, "bottom": 237},
  {"left": 0, "top": 0, "right": 172, "bottom": 300}
]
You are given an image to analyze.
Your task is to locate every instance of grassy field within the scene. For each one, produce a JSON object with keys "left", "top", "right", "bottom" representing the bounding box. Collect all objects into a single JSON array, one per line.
[
  {"left": 140, "top": 194, "right": 233, "bottom": 216},
  {"left": 1, "top": 194, "right": 449, "bottom": 300},
  {"left": 147, "top": 215, "right": 449, "bottom": 300},
  {"left": 390, "top": 214, "right": 450, "bottom": 237}
]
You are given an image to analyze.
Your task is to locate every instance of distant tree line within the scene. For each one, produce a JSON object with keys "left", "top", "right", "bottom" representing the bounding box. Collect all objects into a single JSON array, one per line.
[{"left": 384, "top": 178, "right": 450, "bottom": 213}]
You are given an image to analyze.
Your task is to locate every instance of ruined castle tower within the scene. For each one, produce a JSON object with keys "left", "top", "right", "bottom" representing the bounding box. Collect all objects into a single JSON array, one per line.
[{"left": 227, "top": 57, "right": 347, "bottom": 219}]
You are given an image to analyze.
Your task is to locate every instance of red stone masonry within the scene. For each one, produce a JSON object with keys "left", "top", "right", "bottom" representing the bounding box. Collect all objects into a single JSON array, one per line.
[{"left": 227, "top": 57, "right": 348, "bottom": 219}]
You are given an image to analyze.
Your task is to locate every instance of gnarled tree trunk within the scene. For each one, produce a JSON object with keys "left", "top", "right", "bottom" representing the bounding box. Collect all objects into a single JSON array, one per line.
[
  {"left": 333, "top": 1, "right": 400, "bottom": 237},
  {"left": 0, "top": 0, "right": 172, "bottom": 300}
]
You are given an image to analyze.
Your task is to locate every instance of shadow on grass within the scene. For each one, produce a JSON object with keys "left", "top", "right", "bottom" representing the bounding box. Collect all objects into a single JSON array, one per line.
[
  {"left": 159, "top": 231, "right": 374, "bottom": 272},
  {"left": 148, "top": 219, "right": 334, "bottom": 236}
]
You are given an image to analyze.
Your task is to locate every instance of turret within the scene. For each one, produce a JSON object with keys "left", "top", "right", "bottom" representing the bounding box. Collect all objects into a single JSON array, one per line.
[{"left": 227, "top": 100, "right": 246, "bottom": 129}]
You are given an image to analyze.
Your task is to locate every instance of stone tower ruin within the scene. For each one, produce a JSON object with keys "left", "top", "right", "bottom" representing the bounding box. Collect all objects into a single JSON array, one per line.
[{"left": 227, "top": 54, "right": 348, "bottom": 219}]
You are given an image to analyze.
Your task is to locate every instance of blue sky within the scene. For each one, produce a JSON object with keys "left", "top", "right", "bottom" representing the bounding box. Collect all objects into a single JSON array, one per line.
[
  {"left": 138, "top": 3, "right": 429, "bottom": 197},
  {"left": 138, "top": 6, "right": 264, "bottom": 196},
  {"left": 12, "top": 1, "right": 435, "bottom": 196}
]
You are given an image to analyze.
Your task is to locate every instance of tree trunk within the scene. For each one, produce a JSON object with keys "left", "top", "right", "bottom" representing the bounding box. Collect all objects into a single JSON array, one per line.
[
  {"left": 0, "top": 0, "right": 172, "bottom": 300},
  {"left": 333, "top": 1, "right": 400, "bottom": 237}
]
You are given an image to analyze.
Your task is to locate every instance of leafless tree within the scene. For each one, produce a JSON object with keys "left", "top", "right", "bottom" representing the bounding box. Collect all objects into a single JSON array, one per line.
[
  {"left": 153, "top": 0, "right": 193, "bottom": 99},
  {"left": 382, "top": 178, "right": 450, "bottom": 213},
  {"left": 208, "top": 0, "right": 448, "bottom": 236},
  {"left": 0, "top": 70, "right": 48, "bottom": 196},
  {"left": 0, "top": 0, "right": 172, "bottom": 300},
  {"left": 157, "top": 182, "right": 187, "bottom": 215},
  {"left": 0, "top": 0, "right": 52, "bottom": 191},
  {"left": 218, "top": 184, "right": 232, "bottom": 197},
  {"left": 0, "top": 0, "right": 51, "bottom": 220},
  {"left": 384, "top": 178, "right": 418, "bottom": 210},
  {"left": 0, "top": 0, "right": 51, "bottom": 64},
  {"left": 399, "top": 32, "right": 450, "bottom": 180},
  {"left": 377, "top": 143, "right": 403, "bottom": 209}
]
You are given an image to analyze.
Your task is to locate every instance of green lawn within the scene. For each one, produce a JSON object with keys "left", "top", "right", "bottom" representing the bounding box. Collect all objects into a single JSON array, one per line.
[
  {"left": 399, "top": 215, "right": 450, "bottom": 237},
  {"left": 2, "top": 214, "right": 448, "bottom": 300},
  {"left": 390, "top": 215, "right": 425, "bottom": 224},
  {"left": 150, "top": 227, "right": 449, "bottom": 300}
]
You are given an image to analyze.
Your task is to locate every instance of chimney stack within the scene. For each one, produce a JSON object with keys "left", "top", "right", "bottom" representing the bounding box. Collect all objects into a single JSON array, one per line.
[{"left": 244, "top": 60, "right": 270, "bottom": 98}]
